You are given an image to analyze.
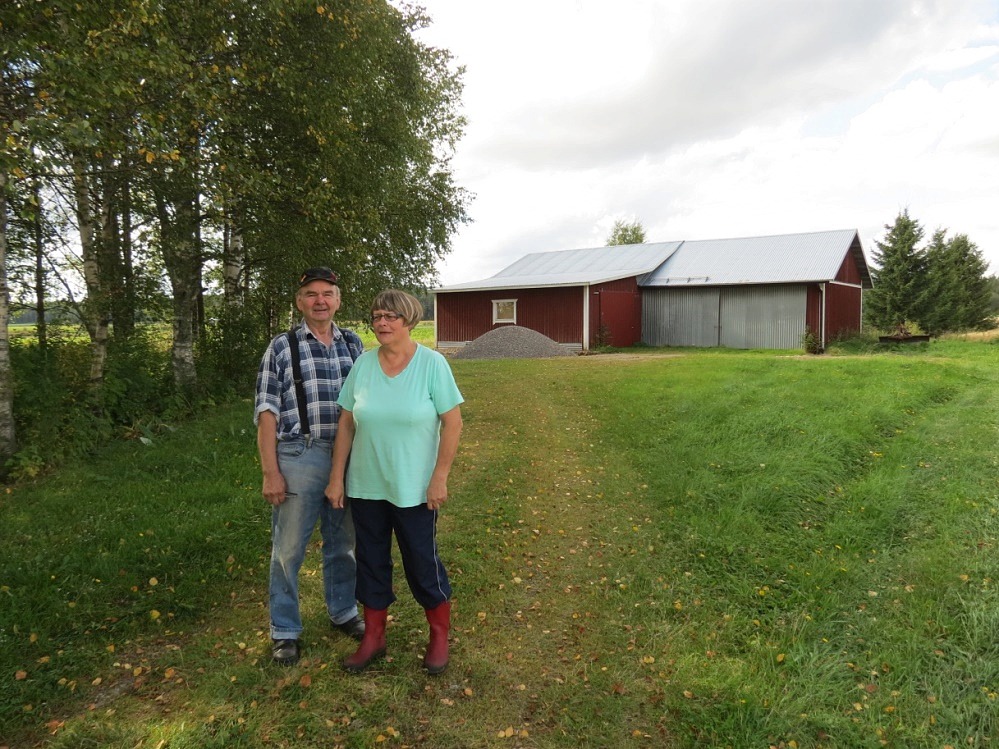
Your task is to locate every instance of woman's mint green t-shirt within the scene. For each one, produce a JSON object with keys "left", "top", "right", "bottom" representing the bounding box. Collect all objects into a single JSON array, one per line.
[{"left": 337, "top": 344, "right": 464, "bottom": 507}]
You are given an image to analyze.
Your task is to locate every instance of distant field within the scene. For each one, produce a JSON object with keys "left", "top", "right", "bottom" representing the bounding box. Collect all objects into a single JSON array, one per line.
[
  {"left": 352, "top": 319, "right": 436, "bottom": 349},
  {"left": 7, "top": 323, "right": 87, "bottom": 340},
  {"left": 7, "top": 320, "right": 437, "bottom": 348}
]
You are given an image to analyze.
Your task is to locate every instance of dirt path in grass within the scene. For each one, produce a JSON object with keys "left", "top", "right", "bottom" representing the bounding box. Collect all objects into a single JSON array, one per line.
[{"left": 439, "top": 358, "right": 676, "bottom": 746}]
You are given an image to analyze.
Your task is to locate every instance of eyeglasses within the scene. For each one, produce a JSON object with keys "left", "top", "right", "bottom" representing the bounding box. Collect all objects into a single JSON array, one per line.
[{"left": 370, "top": 312, "right": 402, "bottom": 323}]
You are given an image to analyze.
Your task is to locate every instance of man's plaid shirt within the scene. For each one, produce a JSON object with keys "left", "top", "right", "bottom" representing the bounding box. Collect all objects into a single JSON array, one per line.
[{"left": 254, "top": 322, "right": 364, "bottom": 441}]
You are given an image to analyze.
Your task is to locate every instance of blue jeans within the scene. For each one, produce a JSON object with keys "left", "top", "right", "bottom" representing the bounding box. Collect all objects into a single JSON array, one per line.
[{"left": 269, "top": 439, "right": 358, "bottom": 640}]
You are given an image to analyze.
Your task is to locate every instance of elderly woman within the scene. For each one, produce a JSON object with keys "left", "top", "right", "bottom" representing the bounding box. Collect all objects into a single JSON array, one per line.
[{"left": 326, "top": 289, "right": 463, "bottom": 674}]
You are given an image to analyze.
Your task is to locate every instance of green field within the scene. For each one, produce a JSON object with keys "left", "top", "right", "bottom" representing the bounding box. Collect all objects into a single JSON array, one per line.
[
  {"left": 6, "top": 320, "right": 436, "bottom": 347},
  {"left": 353, "top": 320, "right": 436, "bottom": 349},
  {"left": 2, "top": 341, "right": 997, "bottom": 748}
]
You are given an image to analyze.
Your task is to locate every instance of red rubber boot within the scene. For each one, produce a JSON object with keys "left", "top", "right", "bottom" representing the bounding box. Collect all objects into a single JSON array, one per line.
[
  {"left": 423, "top": 601, "right": 451, "bottom": 675},
  {"left": 342, "top": 607, "right": 387, "bottom": 673}
]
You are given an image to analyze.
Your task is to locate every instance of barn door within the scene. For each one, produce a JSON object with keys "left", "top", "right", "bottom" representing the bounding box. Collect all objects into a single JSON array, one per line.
[{"left": 596, "top": 290, "right": 641, "bottom": 346}]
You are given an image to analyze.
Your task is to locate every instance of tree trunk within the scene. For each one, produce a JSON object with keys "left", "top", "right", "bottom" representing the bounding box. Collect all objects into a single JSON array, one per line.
[
  {"left": 72, "top": 153, "right": 110, "bottom": 393},
  {"left": 32, "top": 173, "right": 47, "bottom": 350},
  {"left": 222, "top": 217, "right": 244, "bottom": 307},
  {"left": 0, "top": 169, "right": 17, "bottom": 463},
  {"left": 102, "top": 153, "right": 135, "bottom": 340},
  {"left": 194, "top": 192, "right": 205, "bottom": 341},
  {"left": 120, "top": 166, "right": 135, "bottom": 336},
  {"left": 156, "top": 187, "right": 200, "bottom": 393}
]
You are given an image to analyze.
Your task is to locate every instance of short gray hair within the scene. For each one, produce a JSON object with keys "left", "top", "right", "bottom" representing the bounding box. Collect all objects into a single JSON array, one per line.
[{"left": 371, "top": 289, "right": 423, "bottom": 329}]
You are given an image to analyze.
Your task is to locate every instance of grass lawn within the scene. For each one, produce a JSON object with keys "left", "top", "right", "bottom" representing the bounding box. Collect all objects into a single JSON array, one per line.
[{"left": 2, "top": 341, "right": 998, "bottom": 748}]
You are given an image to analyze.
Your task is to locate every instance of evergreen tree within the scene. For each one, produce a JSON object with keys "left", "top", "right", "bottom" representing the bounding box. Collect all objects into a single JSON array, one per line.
[
  {"left": 919, "top": 228, "right": 959, "bottom": 336},
  {"left": 947, "top": 234, "right": 992, "bottom": 330},
  {"left": 919, "top": 231, "right": 991, "bottom": 333},
  {"left": 865, "top": 210, "right": 928, "bottom": 334},
  {"left": 985, "top": 275, "right": 999, "bottom": 315}
]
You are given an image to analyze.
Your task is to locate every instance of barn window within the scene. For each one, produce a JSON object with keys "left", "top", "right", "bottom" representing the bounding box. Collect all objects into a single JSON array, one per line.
[{"left": 492, "top": 299, "right": 517, "bottom": 324}]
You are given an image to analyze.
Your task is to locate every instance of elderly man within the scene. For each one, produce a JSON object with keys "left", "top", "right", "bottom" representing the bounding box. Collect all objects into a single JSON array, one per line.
[{"left": 255, "top": 267, "right": 365, "bottom": 665}]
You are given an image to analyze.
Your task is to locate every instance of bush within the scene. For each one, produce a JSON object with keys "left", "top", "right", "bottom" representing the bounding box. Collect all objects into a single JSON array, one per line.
[
  {"left": 197, "top": 304, "right": 274, "bottom": 398},
  {"left": 801, "top": 326, "right": 823, "bottom": 354},
  {"left": 6, "top": 328, "right": 174, "bottom": 479},
  {"left": 102, "top": 328, "right": 174, "bottom": 422}
]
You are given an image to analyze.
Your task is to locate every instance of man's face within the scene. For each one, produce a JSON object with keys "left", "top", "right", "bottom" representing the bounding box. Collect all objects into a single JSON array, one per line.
[{"left": 296, "top": 280, "right": 341, "bottom": 327}]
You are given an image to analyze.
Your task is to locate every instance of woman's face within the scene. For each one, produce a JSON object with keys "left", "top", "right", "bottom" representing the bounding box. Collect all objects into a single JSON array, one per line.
[{"left": 371, "top": 309, "right": 410, "bottom": 346}]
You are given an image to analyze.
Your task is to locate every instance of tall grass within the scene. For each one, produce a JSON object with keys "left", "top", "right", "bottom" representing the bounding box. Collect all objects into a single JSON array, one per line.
[
  {"left": 1, "top": 342, "right": 997, "bottom": 748},
  {"left": 566, "top": 350, "right": 999, "bottom": 746}
]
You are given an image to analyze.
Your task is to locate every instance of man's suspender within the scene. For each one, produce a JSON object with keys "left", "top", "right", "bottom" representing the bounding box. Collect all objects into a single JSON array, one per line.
[{"left": 286, "top": 329, "right": 311, "bottom": 439}]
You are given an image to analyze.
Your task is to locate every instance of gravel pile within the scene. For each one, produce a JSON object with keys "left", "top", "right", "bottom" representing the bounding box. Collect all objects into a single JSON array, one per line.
[{"left": 452, "top": 325, "right": 574, "bottom": 359}]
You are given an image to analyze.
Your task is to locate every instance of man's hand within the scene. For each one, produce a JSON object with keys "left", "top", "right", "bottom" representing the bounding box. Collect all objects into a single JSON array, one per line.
[
  {"left": 263, "top": 471, "right": 288, "bottom": 506},
  {"left": 258, "top": 411, "right": 287, "bottom": 506}
]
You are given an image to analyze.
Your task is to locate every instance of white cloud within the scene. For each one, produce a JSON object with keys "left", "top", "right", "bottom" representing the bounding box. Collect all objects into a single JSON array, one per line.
[
  {"left": 922, "top": 45, "right": 999, "bottom": 72},
  {"left": 414, "top": 0, "right": 999, "bottom": 285}
]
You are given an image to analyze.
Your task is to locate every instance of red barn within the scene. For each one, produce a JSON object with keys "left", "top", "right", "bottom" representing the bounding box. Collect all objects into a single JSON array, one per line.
[{"left": 435, "top": 229, "right": 872, "bottom": 352}]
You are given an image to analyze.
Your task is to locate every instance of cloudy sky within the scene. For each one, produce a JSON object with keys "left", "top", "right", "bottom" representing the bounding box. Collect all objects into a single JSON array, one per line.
[{"left": 411, "top": 0, "right": 999, "bottom": 287}]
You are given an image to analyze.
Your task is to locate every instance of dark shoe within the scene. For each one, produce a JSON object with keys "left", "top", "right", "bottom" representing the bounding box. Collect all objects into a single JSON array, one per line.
[
  {"left": 272, "top": 639, "right": 300, "bottom": 665},
  {"left": 333, "top": 614, "right": 366, "bottom": 641}
]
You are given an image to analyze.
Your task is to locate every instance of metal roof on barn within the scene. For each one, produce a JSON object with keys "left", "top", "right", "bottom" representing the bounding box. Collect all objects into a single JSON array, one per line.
[
  {"left": 641, "top": 229, "right": 872, "bottom": 288},
  {"left": 436, "top": 241, "right": 683, "bottom": 292},
  {"left": 436, "top": 229, "right": 871, "bottom": 292}
]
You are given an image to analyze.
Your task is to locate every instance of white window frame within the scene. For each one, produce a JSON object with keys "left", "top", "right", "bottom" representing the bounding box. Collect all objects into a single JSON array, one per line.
[{"left": 492, "top": 298, "right": 517, "bottom": 324}]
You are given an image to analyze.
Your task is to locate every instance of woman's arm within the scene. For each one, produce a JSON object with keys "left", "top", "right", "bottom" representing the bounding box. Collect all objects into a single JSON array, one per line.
[
  {"left": 426, "top": 406, "right": 463, "bottom": 511},
  {"left": 325, "top": 409, "right": 355, "bottom": 509}
]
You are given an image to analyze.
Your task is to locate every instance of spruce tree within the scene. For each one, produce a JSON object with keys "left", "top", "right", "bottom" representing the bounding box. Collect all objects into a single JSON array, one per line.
[
  {"left": 941, "top": 233, "right": 991, "bottom": 331},
  {"left": 918, "top": 229, "right": 992, "bottom": 335},
  {"left": 865, "top": 210, "right": 928, "bottom": 334},
  {"left": 920, "top": 229, "right": 959, "bottom": 336}
]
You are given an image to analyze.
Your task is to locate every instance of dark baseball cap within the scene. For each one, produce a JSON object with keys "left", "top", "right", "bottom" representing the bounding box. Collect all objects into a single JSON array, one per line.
[{"left": 298, "top": 267, "right": 339, "bottom": 287}]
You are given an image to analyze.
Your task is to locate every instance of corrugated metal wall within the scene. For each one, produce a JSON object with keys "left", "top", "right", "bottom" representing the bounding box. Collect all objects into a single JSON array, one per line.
[
  {"left": 643, "top": 288, "right": 720, "bottom": 346},
  {"left": 719, "top": 286, "right": 806, "bottom": 349},
  {"left": 643, "top": 284, "right": 808, "bottom": 349}
]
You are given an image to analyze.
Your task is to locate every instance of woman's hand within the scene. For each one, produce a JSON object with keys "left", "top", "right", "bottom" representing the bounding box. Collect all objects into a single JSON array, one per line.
[
  {"left": 327, "top": 410, "right": 354, "bottom": 510},
  {"left": 426, "top": 406, "right": 462, "bottom": 511},
  {"left": 426, "top": 474, "right": 448, "bottom": 511},
  {"left": 325, "top": 477, "right": 346, "bottom": 509}
]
